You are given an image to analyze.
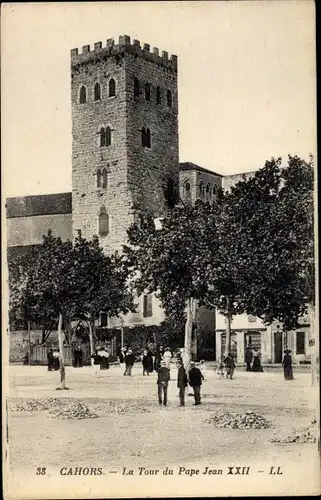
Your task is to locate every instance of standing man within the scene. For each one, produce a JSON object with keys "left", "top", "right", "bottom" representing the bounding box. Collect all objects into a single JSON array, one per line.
[
  {"left": 91, "top": 349, "right": 101, "bottom": 377},
  {"left": 177, "top": 360, "right": 188, "bottom": 407},
  {"left": 188, "top": 361, "right": 203, "bottom": 405},
  {"left": 157, "top": 360, "right": 170, "bottom": 406},
  {"left": 282, "top": 349, "right": 294, "bottom": 380},
  {"left": 124, "top": 348, "right": 135, "bottom": 376},
  {"left": 47, "top": 347, "right": 54, "bottom": 371},
  {"left": 163, "top": 347, "right": 172, "bottom": 370},
  {"left": 245, "top": 345, "right": 253, "bottom": 372}
]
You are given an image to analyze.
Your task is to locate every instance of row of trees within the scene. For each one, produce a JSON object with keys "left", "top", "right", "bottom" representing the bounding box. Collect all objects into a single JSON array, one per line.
[
  {"left": 9, "top": 231, "right": 135, "bottom": 388},
  {"left": 124, "top": 156, "right": 316, "bottom": 379}
]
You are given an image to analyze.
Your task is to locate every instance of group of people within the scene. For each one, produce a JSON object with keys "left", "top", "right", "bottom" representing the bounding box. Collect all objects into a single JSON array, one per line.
[
  {"left": 216, "top": 352, "right": 236, "bottom": 379},
  {"left": 245, "top": 346, "right": 264, "bottom": 372},
  {"left": 157, "top": 359, "right": 204, "bottom": 407},
  {"left": 91, "top": 346, "right": 110, "bottom": 377},
  {"left": 47, "top": 348, "right": 60, "bottom": 371}
]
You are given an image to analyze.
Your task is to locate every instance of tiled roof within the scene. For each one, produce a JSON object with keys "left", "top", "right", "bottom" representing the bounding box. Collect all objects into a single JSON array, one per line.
[
  {"left": 6, "top": 192, "right": 72, "bottom": 218},
  {"left": 179, "top": 162, "right": 223, "bottom": 178}
]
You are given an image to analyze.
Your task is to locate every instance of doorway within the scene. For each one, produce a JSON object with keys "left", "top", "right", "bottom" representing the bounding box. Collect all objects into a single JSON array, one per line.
[{"left": 274, "top": 331, "right": 283, "bottom": 363}]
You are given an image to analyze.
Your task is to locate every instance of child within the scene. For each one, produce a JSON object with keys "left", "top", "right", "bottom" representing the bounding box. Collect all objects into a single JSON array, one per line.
[
  {"left": 199, "top": 359, "right": 206, "bottom": 380},
  {"left": 91, "top": 350, "right": 101, "bottom": 377},
  {"left": 216, "top": 361, "right": 225, "bottom": 379},
  {"left": 224, "top": 352, "right": 235, "bottom": 379}
]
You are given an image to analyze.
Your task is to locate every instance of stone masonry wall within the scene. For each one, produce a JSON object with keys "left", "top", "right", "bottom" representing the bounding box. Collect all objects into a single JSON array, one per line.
[{"left": 71, "top": 35, "right": 179, "bottom": 254}]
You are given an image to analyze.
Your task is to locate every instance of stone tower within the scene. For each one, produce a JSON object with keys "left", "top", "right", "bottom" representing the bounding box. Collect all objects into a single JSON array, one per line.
[{"left": 71, "top": 35, "right": 179, "bottom": 254}]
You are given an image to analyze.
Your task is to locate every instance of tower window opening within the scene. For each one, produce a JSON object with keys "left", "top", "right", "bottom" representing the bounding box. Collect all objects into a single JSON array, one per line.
[
  {"left": 156, "top": 86, "right": 161, "bottom": 104},
  {"left": 199, "top": 181, "right": 205, "bottom": 199},
  {"left": 94, "top": 82, "right": 101, "bottom": 101},
  {"left": 79, "top": 86, "right": 87, "bottom": 104},
  {"left": 105, "top": 126, "right": 112, "bottom": 147},
  {"left": 145, "top": 82, "right": 151, "bottom": 101},
  {"left": 102, "top": 168, "right": 108, "bottom": 188},
  {"left": 98, "top": 206, "right": 109, "bottom": 237},
  {"left": 134, "top": 78, "right": 140, "bottom": 99},
  {"left": 97, "top": 169, "right": 102, "bottom": 188},
  {"left": 100, "top": 127, "right": 106, "bottom": 147},
  {"left": 141, "top": 127, "right": 151, "bottom": 148},
  {"left": 109, "top": 78, "right": 116, "bottom": 97},
  {"left": 143, "top": 294, "right": 153, "bottom": 318},
  {"left": 167, "top": 89, "right": 172, "bottom": 107}
]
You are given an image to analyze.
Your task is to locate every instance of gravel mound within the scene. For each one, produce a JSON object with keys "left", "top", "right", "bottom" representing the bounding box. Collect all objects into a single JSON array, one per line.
[
  {"left": 271, "top": 421, "right": 317, "bottom": 443},
  {"left": 10, "top": 397, "right": 64, "bottom": 412},
  {"left": 49, "top": 402, "right": 99, "bottom": 420},
  {"left": 206, "top": 409, "right": 270, "bottom": 429},
  {"left": 95, "top": 400, "right": 151, "bottom": 415}
]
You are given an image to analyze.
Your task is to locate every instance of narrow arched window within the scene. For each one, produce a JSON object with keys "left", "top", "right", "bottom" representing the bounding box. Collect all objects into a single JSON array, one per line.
[
  {"left": 145, "top": 82, "right": 151, "bottom": 101},
  {"left": 100, "top": 127, "right": 106, "bottom": 147},
  {"left": 105, "top": 126, "right": 111, "bottom": 146},
  {"left": 213, "top": 184, "right": 218, "bottom": 196},
  {"left": 79, "top": 86, "right": 86, "bottom": 104},
  {"left": 97, "top": 169, "right": 102, "bottom": 188},
  {"left": 199, "top": 181, "right": 205, "bottom": 199},
  {"left": 98, "top": 206, "right": 109, "bottom": 237},
  {"left": 134, "top": 78, "right": 140, "bottom": 99},
  {"left": 156, "top": 86, "right": 161, "bottom": 104},
  {"left": 141, "top": 127, "right": 146, "bottom": 147},
  {"left": 109, "top": 78, "right": 116, "bottom": 97},
  {"left": 94, "top": 82, "right": 101, "bottom": 101},
  {"left": 167, "top": 89, "right": 172, "bottom": 107},
  {"left": 102, "top": 168, "right": 108, "bottom": 188},
  {"left": 184, "top": 180, "right": 191, "bottom": 199},
  {"left": 206, "top": 183, "right": 211, "bottom": 201},
  {"left": 146, "top": 129, "right": 151, "bottom": 148}
]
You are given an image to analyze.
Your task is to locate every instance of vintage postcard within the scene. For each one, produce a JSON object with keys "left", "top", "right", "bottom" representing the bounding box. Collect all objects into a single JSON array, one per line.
[{"left": 2, "top": 1, "right": 320, "bottom": 498}]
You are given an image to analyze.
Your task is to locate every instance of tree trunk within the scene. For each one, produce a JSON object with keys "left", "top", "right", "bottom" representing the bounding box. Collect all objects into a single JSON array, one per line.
[
  {"left": 28, "top": 320, "right": 31, "bottom": 365},
  {"left": 57, "top": 313, "right": 68, "bottom": 390},
  {"left": 308, "top": 303, "right": 319, "bottom": 451},
  {"left": 225, "top": 296, "right": 232, "bottom": 355},
  {"left": 88, "top": 316, "right": 94, "bottom": 366},
  {"left": 184, "top": 298, "right": 193, "bottom": 359}
]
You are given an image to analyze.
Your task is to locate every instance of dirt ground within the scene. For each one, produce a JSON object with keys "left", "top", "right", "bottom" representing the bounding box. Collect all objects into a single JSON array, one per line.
[{"left": 5, "top": 364, "right": 320, "bottom": 498}]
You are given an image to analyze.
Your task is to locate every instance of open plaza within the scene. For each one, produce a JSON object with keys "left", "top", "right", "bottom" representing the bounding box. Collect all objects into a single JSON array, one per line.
[{"left": 6, "top": 362, "right": 320, "bottom": 498}]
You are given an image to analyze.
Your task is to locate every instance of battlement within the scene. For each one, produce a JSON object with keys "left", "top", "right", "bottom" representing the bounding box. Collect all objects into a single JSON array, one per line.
[{"left": 71, "top": 34, "right": 178, "bottom": 73}]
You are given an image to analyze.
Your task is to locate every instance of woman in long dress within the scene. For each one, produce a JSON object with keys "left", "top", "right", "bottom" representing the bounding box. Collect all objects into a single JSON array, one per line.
[
  {"left": 282, "top": 349, "right": 294, "bottom": 380},
  {"left": 252, "top": 349, "right": 264, "bottom": 372}
]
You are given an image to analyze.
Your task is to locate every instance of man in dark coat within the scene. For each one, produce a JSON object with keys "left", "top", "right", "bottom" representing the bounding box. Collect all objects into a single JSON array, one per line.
[
  {"left": 47, "top": 348, "right": 54, "bottom": 371},
  {"left": 177, "top": 360, "right": 188, "bottom": 406},
  {"left": 282, "top": 349, "right": 294, "bottom": 380},
  {"left": 188, "top": 361, "right": 203, "bottom": 405},
  {"left": 157, "top": 360, "right": 170, "bottom": 406},
  {"left": 124, "top": 349, "right": 135, "bottom": 376},
  {"left": 245, "top": 346, "right": 253, "bottom": 372},
  {"left": 224, "top": 352, "right": 236, "bottom": 378}
]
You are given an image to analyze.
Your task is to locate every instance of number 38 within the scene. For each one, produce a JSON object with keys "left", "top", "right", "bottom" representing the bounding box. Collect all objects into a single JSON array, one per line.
[{"left": 36, "top": 467, "right": 46, "bottom": 475}]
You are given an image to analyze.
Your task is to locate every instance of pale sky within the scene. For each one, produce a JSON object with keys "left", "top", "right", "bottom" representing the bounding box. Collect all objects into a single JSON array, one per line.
[{"left": 1, "top": 1, "right": 316, "bottom": 198}]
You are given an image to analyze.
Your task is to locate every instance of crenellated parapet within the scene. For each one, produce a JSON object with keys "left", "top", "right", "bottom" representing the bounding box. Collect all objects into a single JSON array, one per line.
[{"left": 71, "top": 34, "right": 178, "bottom": 73}]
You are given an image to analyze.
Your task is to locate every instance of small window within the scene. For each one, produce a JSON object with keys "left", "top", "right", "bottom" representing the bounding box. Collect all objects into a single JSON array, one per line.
[
  {"left": 134, "top": 78, "right": 140, "bottom": 99},
  {"left": 98, "top": 206, "right": 109, "bottom": 237},
  {"left": 101, "top": 313, "right": 108, "bottom": 327},
  {"left": 146, "top": 128, "right": 151, "bottom": 148},
  {"left": 141, "top": 128, "right": 151, "bottom": 148},
  {"left": 102, "top": 168, "right": 108, "bottom": 188},
  {"left": 183, "top": 180, "right": 191, "bottom": 199},
  {"left": 156, "top": 86, "right": 161, "bottom": 104},
  {"left": 213, "top": 184, "right": 218, "bottom": 196},
  {"left": 100, "top": 127, "right": 106, "bottom": 147},
  {"left": 145, "top": 83, "right": 151, "bottom": 101},
  {"left": 167, "top": 89, "right": 172, "bottom": 107},
  {"left": 296, "top": 331, "right": 305, "bottom": 355},
  {"left": 206, "top": 183, "right": 211, "bottom": 201},
  {"left": 105, "top": 126, "right": 112, "bottom": 147},
  {"left": 97, "top": 169, "right": 102, "bottom": 188},
  {"left": 199, "top": 181, "right": 205, "bottom": 199},
  {"left": 248, "top": 315, "right": 257, "bottom": 323},
  {"left": 79, "top": 86, "right": 86, "bottom": 104},
  {"left": 143, "top": 294, "right": 153, "bottom": 318},
  {"left": 94, "top": 82, "right": 101, "bottom": 101},
  {"left": 109, "top": 78, "right": 116, "bottom": 97}
]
